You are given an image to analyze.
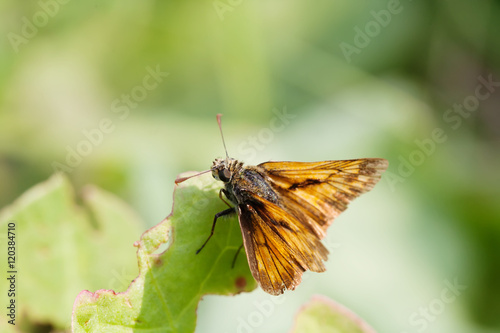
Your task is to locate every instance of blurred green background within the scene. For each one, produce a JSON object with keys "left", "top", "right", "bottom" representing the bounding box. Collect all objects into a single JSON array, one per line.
[{"left": 1, "top": 0, "right": 499, "bottom": 332}]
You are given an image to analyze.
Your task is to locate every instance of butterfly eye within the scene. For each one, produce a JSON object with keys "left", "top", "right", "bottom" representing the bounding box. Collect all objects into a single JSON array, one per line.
[{"left": 218, "top": 169, "right": 231, "bottom": 182}]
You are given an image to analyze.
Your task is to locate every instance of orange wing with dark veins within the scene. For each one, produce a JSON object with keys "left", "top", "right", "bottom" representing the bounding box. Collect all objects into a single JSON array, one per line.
[
  {"left": 237, "top": 194, "right": 329, "bottom": 295},
  {"left": 258, "top": 159, "right": 389, "bottom": 239}
]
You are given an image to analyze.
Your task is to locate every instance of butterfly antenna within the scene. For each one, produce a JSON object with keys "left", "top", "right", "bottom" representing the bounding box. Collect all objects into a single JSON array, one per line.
[
  {"left": 216, "top": 114, "right": 229, "bottom": 161},
  {"left": 175, "top": 169, "right": 211, "bottom": 184}
]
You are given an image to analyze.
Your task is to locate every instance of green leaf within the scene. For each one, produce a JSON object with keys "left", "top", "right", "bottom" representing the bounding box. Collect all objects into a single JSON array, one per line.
[
  {"left": 72, "top": 172, "right": 257, "bottom": 332},
  {"left": 290, "top": 296, "right": 377, "bottom": 333},
  {"left": 0, "top": 174, "right": 143, "bottom": 332}
]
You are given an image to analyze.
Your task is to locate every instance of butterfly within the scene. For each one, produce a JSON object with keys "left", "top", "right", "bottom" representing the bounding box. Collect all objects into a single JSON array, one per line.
[{"left": 176, "top": 114, "right": 388, "bottom": 295}]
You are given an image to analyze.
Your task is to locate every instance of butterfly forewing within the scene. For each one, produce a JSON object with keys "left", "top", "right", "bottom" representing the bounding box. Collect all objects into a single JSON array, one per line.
[{"left": 258, "top": 158, "right": 388, "bottom": 239}]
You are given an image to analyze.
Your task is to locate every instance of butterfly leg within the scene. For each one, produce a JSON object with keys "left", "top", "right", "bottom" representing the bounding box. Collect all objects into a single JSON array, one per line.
[
  {"left": 196, "top": 207, "right": 235, "bottom": 254},
  {"left": 231, "top": 243, "right": 244, "bottom": 269},
  {"left": 219, "top": 189, "right": 232, "bottom": 208}
]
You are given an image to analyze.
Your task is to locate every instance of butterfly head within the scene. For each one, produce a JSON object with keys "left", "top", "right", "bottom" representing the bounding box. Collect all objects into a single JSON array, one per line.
[{"left": 211, "top": 158, "right": 237, "bottom": 183}]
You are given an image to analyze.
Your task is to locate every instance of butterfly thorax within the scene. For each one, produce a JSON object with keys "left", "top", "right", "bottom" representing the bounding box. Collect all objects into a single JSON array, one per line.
[{"left": 211, "top": 158, "right": 279, "bottom": 206}]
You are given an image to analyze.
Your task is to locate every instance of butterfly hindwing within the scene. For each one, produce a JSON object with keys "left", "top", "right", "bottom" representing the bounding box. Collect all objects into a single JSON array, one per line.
[
  {"left": 258, "top": 159, "right": 388, "bottom": 239},
  {"left": 237, "top": 193, "right": 328, "bottom": 295}
]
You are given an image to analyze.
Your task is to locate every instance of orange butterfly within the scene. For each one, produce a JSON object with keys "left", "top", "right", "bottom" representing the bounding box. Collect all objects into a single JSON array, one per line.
[{"left": 176, "top": 115, "right": 388, "bottom": 295}]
